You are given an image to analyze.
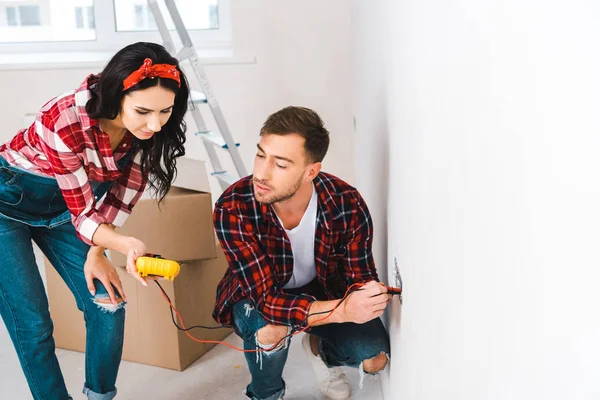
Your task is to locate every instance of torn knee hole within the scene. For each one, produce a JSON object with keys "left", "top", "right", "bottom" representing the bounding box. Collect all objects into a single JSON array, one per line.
[
  {"left": 257, "top": 325, "right": 289, "bottom": 345},
  {"left": 94, "top": 297, "right": 124, "bottom": 305},
  {"left": 256, "top": 337, "right": 283, "bottom": 352},
  {"left": 93, "top": 296, "right": 125, "bottom": 313},
  {"left": 256, "top": 325, "right": 291, "bottom": 354},
  {"left": 363, "top": 352, "right": 389, "bottom": 373}
]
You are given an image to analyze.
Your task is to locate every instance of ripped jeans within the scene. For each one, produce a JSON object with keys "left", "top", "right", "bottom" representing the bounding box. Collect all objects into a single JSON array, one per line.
[
  {"left": 0, "top": 156, "right": 124, "bottom": 400},
  {"left": 232, "top": 298, "right": 390, "bottom": 400}
]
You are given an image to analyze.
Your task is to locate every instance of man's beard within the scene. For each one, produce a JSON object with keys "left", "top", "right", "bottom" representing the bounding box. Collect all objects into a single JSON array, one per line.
[{"left": 254, "top": 175, "right": 303, "bottom": 205}]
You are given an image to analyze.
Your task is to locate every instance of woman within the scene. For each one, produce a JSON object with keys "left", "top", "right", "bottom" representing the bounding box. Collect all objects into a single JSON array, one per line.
[{"left": 0, "top": 42, "right": 189, "bottom": 400}]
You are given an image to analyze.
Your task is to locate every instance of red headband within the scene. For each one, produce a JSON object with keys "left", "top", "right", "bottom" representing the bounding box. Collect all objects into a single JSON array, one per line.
[{"left": 122, "top": 58, "right": 181, "bottom": 91}]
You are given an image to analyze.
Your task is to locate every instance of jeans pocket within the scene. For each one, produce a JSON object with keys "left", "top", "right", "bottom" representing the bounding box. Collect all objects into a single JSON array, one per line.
[{"left": 0, "top": 168, "right": 24, "bottom": 206}]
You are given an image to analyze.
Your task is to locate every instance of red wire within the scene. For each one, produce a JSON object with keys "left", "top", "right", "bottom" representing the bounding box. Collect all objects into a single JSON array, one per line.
[{"left": 156, "top": 282, "right": 364, "bottom": 353}]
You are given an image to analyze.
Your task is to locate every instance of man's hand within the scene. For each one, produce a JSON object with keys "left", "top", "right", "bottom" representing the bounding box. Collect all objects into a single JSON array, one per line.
[
  {"left": 84, "top": 251, "right": 126, "bottom": 306},
  {"left": 341, "top": 280, "right": 391, "bottom": 324}
]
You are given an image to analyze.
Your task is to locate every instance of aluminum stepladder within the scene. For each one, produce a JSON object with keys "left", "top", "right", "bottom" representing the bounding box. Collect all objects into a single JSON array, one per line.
[{"left": 148, "top": 0, "right": 247, "bottom": 190}]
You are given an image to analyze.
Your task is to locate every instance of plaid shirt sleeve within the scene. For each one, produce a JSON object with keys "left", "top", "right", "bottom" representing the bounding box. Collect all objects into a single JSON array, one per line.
[
  {"left": 37, "top": 113, "right": 142, "bottom": 245},
  {"left": 96, "top": 150, "right": 147, "bottom": 227},
  {"left": 342, "top": 190, "right": 379, "bottom": 284},
  {"left": 214, "top": 205, "right": 317, "bottom": 328}
]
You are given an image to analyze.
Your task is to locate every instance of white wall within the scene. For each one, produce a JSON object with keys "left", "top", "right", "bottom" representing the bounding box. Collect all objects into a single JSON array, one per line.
[
  {"left": 351, "top": 0, "right": 390, "bottom": 283},
  {"left": 354, "top": 0, "right": 600, "bottom": 399},
  {"left": 0, "top": 0, "right": 354, "bottom": 202},
  {"left": 351, "top": 1, "right": 393, "bottom": 397}
]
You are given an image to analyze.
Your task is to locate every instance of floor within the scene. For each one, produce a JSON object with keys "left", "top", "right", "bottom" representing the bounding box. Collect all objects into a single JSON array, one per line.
[{"left": 0, "top": 247, "right": 384, "bottom": 400}]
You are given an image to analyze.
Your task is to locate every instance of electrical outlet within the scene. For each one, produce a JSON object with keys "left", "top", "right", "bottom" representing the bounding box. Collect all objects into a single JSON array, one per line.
[
  {"left": 393, "top": 256, "right": 402, "bottom": 289},
  {"left": 393, "top": 256, "right": 403, "bottom": 304}
]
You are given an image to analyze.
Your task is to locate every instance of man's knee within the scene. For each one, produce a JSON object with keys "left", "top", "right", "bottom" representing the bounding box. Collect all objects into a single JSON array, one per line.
[
  {"left": 256, "top": 324, "right": 289, "bottom": 346},
  {"left": 362, "top": 352, "right": 388, "bottom": 373}
]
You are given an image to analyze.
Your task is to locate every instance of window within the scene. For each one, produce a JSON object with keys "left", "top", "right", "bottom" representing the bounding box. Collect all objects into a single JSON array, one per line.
[
  {"left": 18, "top": 5, "right": 40, "bottom": 25},
  {"left": 0, "top": 0, "right": 231, "bottom": 55},
  {"left": 1, "top": 1, "right": 95, "bottom": 43},
  {"left": 75, "top": 6, "right": 95, "bottom": 30},
  {"left": 208, "top": 4, "right": 218, "bottom": 29},
  {"left": 6, "top": 6, "right": 16, "bottom": 26},
  {"left": 87, "top": 5, "right": 94, "bottom": 29},
  {"left": 5, "top": 5, "right": 41, "bottom": 27},
  {"left": 75, "top": 7, "right": 83, "bottom": 28},
  {"left": 114, "top": 0, "right": 219, "bottom": 32},
  {"left": 132, "top": 4, "right": 156, "bottom": 31}
]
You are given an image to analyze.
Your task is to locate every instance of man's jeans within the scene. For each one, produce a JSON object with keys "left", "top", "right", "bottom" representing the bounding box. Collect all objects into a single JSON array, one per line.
[
  {"left": 0, "top": 156, "right": 125, "bottom": 400},
  {"left": 232, "top": 298, "right": 391, "bottom": 400}
]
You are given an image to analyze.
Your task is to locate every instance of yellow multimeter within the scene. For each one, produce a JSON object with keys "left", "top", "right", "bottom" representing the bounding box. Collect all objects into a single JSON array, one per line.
[{"left": 135, "top": 255, "right": 181, "bottom": 281}]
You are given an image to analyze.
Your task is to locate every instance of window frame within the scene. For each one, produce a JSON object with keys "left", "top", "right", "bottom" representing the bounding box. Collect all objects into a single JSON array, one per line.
[{"left": 0, "top": 0, "right": 232, "bottom": 54}]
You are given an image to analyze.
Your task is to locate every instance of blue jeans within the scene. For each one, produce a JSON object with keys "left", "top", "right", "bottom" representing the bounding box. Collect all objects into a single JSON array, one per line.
[
  {"left": 0, "top": 156, "right": 125, "bottom": 400},
  {"left": 232, "top": 297, "right": 391, "bottom": 400}
]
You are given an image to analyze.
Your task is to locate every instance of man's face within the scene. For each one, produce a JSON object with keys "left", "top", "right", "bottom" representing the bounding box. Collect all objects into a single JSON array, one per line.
[{"left": 252, "top": 133, "right": 316, "bottom": 205}]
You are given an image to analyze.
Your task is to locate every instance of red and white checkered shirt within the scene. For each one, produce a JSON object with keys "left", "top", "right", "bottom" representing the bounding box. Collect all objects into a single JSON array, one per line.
[
  {"left": 213, "top": 173, "right": 379, "bottom": 328},
  {"left": 0, "top": 75, "right": 147, "bottom": 245}
]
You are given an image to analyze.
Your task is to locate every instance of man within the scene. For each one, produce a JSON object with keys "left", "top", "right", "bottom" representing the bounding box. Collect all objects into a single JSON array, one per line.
[{"left": 213, "top": 106, "right": 391, "bottom": 400}]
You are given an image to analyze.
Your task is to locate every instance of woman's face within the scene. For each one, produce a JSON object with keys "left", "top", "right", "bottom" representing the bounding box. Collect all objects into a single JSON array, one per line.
[{"left": 118, "top": 85, "right": 176, "bottom": 140}]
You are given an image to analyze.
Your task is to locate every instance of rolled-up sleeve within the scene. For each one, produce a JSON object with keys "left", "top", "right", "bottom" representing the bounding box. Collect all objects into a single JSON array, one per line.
[
  {"left": 214, "top": 205, "right": 316, "bottom": 328},
  {"left": 37, "top": 116, "right": 105, "bottom": 244}
]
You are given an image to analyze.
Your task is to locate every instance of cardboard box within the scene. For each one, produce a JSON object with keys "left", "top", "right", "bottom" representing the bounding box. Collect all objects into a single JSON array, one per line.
[
  {"left": 108, "top": 186, "right": 216, "bottom": 266},
  {"left": 171, "top": 157, "right": 211, "bottom": 194},
  {"left": 46, "top": 245, "right": 232, "bottom": 371}
]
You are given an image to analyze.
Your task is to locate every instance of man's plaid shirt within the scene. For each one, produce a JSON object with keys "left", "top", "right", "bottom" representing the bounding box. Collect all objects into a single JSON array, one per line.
[{"left": 213, "top": 172, "right": 379, "bottom": 328}]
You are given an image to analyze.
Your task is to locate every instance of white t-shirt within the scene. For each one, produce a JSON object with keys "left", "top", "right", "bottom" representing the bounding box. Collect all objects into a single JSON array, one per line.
[{"left": 278, "top": 184, "right": 319, "bottom": 289}]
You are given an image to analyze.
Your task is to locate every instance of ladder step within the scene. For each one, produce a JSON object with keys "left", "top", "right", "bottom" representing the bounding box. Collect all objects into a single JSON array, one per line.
[
  {"left": 195, "top": 131, "right": 240, "bottom": 149},
  {"left": 189, "top": 90, "right": 207, "bottom": 105},
  {"left": 213, "top": 171, "right": 237, "bottom": 186}
]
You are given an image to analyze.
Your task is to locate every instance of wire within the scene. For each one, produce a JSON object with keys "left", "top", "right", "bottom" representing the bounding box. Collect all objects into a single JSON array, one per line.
[
  {"left": 154, "top": 281, "right": 229, "bottom": 331},
  {"left": 153, "top": 280, "right": 363, "bottom": 353}
]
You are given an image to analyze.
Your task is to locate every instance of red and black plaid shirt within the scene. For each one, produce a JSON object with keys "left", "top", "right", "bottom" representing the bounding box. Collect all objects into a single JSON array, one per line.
[
  {"left": 213, "top": 172, "right": 379, "bottom": 328},
  {"left": 0, "top": 75, "right": 146, "bottom": 245}
]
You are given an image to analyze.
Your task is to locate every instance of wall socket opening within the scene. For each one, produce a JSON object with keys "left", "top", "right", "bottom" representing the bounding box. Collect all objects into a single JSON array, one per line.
[
  {"left": 393, "top": 256, "right": 403, "bottom": 304},
  {"left": 393, "top": 256, "right": 402, "bottom": 289}
]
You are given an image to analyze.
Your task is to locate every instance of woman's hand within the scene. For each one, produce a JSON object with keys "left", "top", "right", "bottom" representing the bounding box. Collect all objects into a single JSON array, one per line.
[
  {"left": 90, "top": 224, "right": 151, "bottom": 287},
  {"left": 124, "top": 237, "right": 149, "bottom": 287},
  {"left": 84, "top": 249, "right": 126, "bottom": 306}
]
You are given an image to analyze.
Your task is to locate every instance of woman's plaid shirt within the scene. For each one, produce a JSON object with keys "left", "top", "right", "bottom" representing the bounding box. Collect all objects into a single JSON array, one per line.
[{"left": 0, "top": 75, "right": 146, "bottom": 244}]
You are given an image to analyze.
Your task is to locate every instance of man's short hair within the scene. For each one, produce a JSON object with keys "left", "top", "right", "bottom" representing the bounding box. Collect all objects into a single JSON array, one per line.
[{"left": 260, "top": 106, "right": 330, "bottom": 163}]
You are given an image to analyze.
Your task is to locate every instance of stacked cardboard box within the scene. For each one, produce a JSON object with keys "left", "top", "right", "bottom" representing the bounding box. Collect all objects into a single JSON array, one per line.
[{"left": 45, "top": 158, "right": 232, "bottom": 371}]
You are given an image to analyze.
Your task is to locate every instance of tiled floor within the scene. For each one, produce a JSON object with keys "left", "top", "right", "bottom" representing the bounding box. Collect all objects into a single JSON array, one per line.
[{"left": 0, "top": 248, "right": 383, "bottom": 400}]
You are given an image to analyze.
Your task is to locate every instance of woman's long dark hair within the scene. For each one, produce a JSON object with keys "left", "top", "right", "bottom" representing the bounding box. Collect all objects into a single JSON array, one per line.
[{"left": 86, "top": 42, "right": 190, "bottom": 201}]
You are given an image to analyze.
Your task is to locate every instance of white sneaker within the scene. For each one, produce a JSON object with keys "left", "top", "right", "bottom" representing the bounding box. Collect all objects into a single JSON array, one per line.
[{"left": 301, "top": 334, "right": 351, "bottom": 400}]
